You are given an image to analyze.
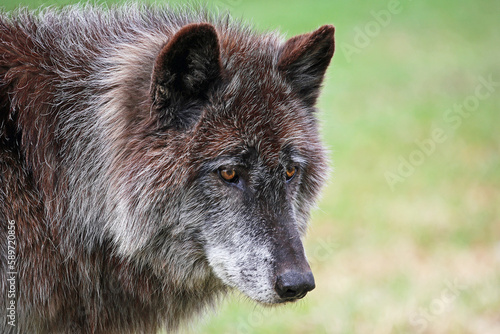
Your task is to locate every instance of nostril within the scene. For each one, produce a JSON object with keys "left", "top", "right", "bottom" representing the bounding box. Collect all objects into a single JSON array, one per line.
[
  {"left": 282, "top": 288, "right": 298, "bottom": 299},
  {"left": 275, "top": 271, "right": 315, "bottom": 300}
]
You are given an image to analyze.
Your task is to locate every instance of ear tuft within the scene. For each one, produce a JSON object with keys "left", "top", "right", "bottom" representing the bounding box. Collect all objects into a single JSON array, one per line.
[
  {"left": 151, "top": 23, "right": 221, "bottom": 129},
  {"left": 278, "top": 25, "right": 335, "bottom": 107}
]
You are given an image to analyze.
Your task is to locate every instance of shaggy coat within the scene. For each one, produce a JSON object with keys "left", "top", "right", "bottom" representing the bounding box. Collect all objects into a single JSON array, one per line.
[{"left": 0, "top": 4, "right": 334, "bottom": 334}]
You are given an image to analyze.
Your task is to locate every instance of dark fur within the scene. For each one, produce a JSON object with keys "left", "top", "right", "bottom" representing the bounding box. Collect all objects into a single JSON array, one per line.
[{"left": 0, "top": 4, "right": 334, "bottom": 333}]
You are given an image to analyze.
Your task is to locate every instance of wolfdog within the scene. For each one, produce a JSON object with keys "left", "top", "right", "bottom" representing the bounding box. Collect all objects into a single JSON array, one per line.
[{"left": 0, "top": 4, "right": 334, "bottom": 333}]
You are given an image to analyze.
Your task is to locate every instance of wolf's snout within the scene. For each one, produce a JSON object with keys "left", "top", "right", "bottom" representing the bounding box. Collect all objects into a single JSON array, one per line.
[
  {"left": 270, "top": 219, "right": 315, "bottom": 302},
  {"left": 275, "top": 271, "right": 315, "bottom": 300}
]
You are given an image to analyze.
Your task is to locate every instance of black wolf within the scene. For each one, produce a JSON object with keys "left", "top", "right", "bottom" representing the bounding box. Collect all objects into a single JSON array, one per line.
[{"left": 0, "top": 4, "right": 334, "bottom": 333}]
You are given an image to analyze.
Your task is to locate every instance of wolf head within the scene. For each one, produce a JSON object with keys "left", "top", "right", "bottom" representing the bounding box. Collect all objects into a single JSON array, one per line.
[{"left": 105, "top": 22, "right": 334, "bottom": 304}]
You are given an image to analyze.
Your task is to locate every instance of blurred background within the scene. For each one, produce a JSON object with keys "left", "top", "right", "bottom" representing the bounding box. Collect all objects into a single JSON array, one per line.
[{"left": 3, "top": 0, "right": 499, "bottom": 333}]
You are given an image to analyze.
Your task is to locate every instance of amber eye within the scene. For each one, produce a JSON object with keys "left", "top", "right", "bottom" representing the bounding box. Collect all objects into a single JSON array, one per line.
[
  {"left": 285, "top": 166, "right": 297, "bottom": 181},
  {"left": 219, "top": 168, "right": 238, "bottom": 183}
]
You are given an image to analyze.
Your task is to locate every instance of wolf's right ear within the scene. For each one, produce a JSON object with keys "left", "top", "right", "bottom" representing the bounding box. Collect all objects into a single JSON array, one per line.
[
  {"left": 151, "top": 23, "right": 221, "bottom": 129},
  {"left": 278, "top": 25, "right": 335, "bottom": 107}
]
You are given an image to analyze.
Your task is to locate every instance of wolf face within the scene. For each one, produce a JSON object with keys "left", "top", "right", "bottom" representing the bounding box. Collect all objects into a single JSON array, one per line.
[{"left": 139, "top": 23, "right": 335, "bottom": 304}]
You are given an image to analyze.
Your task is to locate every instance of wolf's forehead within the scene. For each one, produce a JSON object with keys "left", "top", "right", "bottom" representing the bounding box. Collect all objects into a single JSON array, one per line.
[
  {"left": 195, "top": 105, "right": 312, "bottom": 168},
  {"left": 195, "top": 50, "right": 315, "bottom": 166},
  {"left": 220, "top": 31, "right": 282, "bottom": 68}
]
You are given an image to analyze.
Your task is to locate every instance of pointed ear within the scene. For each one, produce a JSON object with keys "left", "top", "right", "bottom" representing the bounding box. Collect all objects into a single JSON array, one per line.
[
  {"left": 151, "top": 23, "right": 221, "bottom": 129},
  {"left": 278, "top": 25, "right": 335, "bottom": 107}
]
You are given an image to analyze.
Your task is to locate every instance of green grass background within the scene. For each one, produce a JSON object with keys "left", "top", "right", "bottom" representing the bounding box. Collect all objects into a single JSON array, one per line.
[{"left": 2, "top": 0, "right": 499, "bottom": 333}]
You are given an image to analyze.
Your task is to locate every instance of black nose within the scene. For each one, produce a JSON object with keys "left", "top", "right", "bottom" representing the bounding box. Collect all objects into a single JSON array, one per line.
[{"left": 275, "top": 271, "right": 315, "bottom": 300}]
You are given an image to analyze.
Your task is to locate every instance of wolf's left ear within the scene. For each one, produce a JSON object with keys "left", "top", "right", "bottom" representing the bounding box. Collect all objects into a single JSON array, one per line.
[
  {"left": 278, "top": 25, "right": 335, "bottom": 107},
  {"left": 151, "top": 23, "right": 221, "bottom": 129}
]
